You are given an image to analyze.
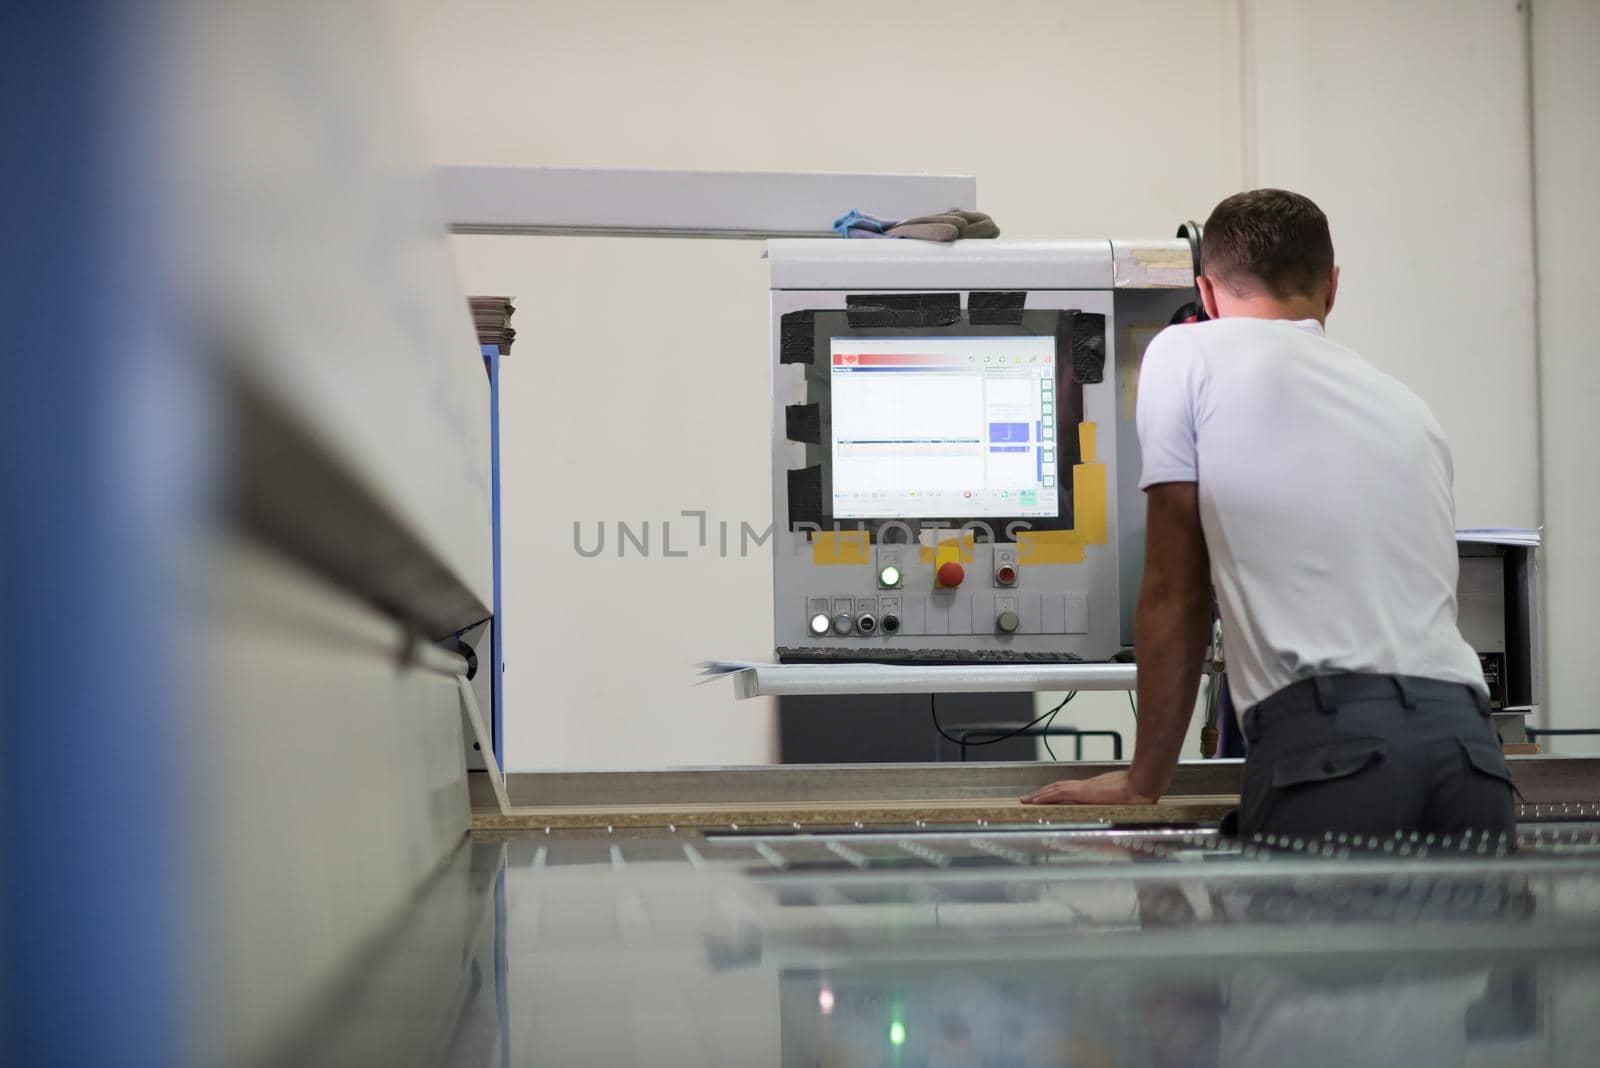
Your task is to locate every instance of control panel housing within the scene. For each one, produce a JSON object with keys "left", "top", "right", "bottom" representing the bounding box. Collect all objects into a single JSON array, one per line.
[{"left": 769, "top": 240, "right": 1194, "bottom": 662}]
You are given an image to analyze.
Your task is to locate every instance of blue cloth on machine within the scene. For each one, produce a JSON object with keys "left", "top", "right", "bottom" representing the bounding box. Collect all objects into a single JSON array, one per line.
[{"left": 832, "top": 209, "right": 897, "bottom": 238}]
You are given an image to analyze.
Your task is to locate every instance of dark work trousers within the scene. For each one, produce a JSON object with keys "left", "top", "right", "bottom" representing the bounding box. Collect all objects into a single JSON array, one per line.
[{"left": 1237, "top": 673, "right": 1517, "bottom": 840}]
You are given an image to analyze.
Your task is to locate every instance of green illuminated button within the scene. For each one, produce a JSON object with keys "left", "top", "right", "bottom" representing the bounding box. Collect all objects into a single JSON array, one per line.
[
  {"left": 889, "top": 1020, "right": 906, "bottom": 1047},
  {"left": 878, "top": 565, "right": 902, "bottom": 588}
]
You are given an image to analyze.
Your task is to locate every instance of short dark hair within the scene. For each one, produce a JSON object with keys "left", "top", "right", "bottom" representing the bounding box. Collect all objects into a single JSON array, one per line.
[{"left": 1201, "top": 189, "right": 1334, "bottom": 299}]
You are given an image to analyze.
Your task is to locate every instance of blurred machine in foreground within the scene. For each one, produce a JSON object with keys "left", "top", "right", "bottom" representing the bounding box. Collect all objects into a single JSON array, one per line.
[{"left": 4, "top": 2, "right": 491, "bottom": 1063}]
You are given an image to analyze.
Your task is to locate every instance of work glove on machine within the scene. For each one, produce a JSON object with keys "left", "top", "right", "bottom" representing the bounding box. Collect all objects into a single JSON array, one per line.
[{"left": 832, "top": 208, "right": 1000, "bottom": 242}]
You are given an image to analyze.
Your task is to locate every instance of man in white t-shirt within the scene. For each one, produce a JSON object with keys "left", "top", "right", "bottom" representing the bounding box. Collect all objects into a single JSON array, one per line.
[{"left": 1024, "top": 189, "right": 1515, "bottom": 840}]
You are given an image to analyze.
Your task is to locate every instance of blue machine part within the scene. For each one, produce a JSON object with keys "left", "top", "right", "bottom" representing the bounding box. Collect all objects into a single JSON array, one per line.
[
  {"left": 2, "top": 1, "right": 198, "bottom": 1061},
  {"left": 483, "top": 343, "right": 505, "bottom": 768}
]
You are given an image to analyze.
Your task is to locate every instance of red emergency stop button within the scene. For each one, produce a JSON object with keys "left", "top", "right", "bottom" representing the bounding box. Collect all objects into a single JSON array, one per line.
[
  {"left": 937, "top": 561, "right": 965, "bottom": 588},
  {"left": 996, "top": 564, "right": 1017, "bottom": 586}
]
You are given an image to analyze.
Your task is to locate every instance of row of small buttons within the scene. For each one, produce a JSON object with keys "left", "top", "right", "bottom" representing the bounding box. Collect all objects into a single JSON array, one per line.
[
  {"left": 810, "top": 610, "right": 898, "bottom": 636},
  {"left": 811, "top": 609, "right": 1026, "bottom": 636},
  {"left": 809, "top": 605, "right": 1020, "bottom": 636},
  {"left": 804, "top": 591, "right": 1091, "bottom": 637}
]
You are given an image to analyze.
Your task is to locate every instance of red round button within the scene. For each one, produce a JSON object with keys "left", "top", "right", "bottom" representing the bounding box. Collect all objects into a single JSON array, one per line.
[
  {"left": 996, "top": 564, "right": 1017, "bottom": 586},
  {"left": 937, "top": 561, "right": 965, "bottom": 588}
]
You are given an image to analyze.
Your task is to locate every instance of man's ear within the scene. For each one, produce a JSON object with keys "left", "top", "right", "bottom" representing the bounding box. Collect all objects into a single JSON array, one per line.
[
  {"left": 1197, "top": 275, "right": 1221, "bottom": 320},
  {"left": 1324, "top": 265, "right": 1340, "bottom": 317}
]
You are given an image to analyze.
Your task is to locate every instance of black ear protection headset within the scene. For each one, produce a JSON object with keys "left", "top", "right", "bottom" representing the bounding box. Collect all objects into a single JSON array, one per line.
[{"left": 1168, "top": 219, "right": 1209, "bottom": 325}]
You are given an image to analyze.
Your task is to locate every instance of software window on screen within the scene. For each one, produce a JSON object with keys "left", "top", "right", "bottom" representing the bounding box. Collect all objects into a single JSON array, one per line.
[{"left": 829, "top": 336, "right": 1059, "bottom": 520}]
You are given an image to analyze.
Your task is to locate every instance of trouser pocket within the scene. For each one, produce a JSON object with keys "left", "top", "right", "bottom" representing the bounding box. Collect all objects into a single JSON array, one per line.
[
  {"left": 1458, "top": 736, "right": 1520, "bottom": 799},
  {"left": 1243, "top": 737, "right": 1390, "bottom": 840},
  {"left": 1448, "top": 736, "right": 1520, "bottom": 837}
]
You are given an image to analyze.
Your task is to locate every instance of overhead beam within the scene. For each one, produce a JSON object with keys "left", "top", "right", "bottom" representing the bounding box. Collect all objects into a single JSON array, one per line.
[{"left": 435, "top": 165, "right": 977, "bottom": 239}]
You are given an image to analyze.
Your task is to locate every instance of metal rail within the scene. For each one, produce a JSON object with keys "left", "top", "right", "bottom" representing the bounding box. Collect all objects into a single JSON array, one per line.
[{"left": 725, "top": 662, "right": 1138, "bottom": 698}]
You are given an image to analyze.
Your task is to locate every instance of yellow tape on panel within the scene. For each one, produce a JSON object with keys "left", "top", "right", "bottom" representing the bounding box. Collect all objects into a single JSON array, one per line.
[
  {"left": 812, "top": 530, "right": 871, "bottom": 565},
  {"left": 920, "top": 532, "right": 976, "bottom": 565},
  {"left": 1017, "top": 421, "right": 1107, "bottom": 566}
]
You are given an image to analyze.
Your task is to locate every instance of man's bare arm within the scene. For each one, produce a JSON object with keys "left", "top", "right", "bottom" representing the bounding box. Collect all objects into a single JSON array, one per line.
[{"left": 1022, "top": 482, "right": 1211, "bottom": 805}]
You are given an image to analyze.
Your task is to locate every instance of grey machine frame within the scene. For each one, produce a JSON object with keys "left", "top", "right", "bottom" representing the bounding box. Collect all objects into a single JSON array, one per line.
[{"left": 768, "top": 238, "right": 1198, "bottom": 662}]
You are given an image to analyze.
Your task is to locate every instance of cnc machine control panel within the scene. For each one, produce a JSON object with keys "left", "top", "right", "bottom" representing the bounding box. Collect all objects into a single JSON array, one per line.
[{"left": 768, "top": 240, "right": 1195, "bottom": 663}]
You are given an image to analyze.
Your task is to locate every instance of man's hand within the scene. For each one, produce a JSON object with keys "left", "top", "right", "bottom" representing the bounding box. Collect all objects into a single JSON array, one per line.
[
  {"left": 1031, "top": 482, "right": 1211, "bottom": 811},
  {"left": 1020, "top": 771, "right": 1159, "bottom": 807}
]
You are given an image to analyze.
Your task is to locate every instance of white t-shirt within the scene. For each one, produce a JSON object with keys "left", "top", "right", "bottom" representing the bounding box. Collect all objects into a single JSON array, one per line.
[{"left": 1136, "top": 316, "right": 1486, "bottom": 710}]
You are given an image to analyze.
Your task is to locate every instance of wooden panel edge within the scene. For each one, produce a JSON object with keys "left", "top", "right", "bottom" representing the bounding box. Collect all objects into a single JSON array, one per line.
[{"left": 469, "top": 797, "right": 1236, "bottom": 832}]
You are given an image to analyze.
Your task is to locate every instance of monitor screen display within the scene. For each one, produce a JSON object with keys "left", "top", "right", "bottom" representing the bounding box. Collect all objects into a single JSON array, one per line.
[{"left": 829, "top": 336, "right": 1060, "bottom": 520}]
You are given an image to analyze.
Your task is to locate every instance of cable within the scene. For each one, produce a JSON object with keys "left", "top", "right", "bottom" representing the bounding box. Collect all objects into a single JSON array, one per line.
[
  {"left": 1128, "top": 690, "right": 1138, "bottom": 718},
  {"left": 930, "top": 696, "right": 1055, "bottom": 748},
  {"left": 1040, "top": 691, "right": 1076, "bottom": 760},
  {"left": 1200, "top": 673, "right": 1220, "bottom": 758},
  {"left": 931, "top": 692, "right": 1076, "bottom": 750},
  {"left": 1043, "top": 691, "right": 1076, "bottom": 723}
]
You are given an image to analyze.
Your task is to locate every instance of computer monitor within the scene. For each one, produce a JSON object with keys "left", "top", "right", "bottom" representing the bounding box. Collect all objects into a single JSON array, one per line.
[{"left": 829, "top": 335, "right": 1059, "bottom": 520}]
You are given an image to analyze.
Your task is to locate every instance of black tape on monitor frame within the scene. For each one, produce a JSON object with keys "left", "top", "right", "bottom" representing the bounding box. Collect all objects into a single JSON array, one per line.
[
  {"left": 784, "top": 402, "right": 822, "bottom": 445},
  {"left": 1062, "top": 311, "right": 1106, "bottom": 384},
  {"left": 844, "top": 292, "right": 961, "bottom": 329},
  {"left": 787, "top": 466, "right": 825, "bottom": 529},
  {"left": 780, "top": 310, "right": 817, "bottom": 364},
  {"left": 967, "top": 291, "right": 1027, "bottom": 326}
]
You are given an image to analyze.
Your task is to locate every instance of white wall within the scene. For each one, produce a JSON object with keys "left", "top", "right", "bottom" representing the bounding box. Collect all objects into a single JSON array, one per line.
[
  {"left": 449, "top": 234, "right": 781, "bottom": 770},
  {"left": 388, "top": 0, "right": 1246, "bottom": 236},
  {"left": 1248, "top": 0, "right": 1539, "bottom": 529},
  {"left": 1531, "top": 0, "right": 1600, "bottom": 750},
  {"left": 385, "top": 0, "right": 1581, "bottom": 769}
]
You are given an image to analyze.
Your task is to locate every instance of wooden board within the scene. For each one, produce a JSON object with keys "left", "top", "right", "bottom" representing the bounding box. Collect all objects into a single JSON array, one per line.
[{"left": 470, "top": 795, "right": 1237, "bottom": 832}]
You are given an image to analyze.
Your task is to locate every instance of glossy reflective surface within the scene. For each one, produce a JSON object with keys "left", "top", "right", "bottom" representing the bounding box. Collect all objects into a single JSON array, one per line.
[{"left": 269, "top": 826, "right": 1600, "bottom": 1066}]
